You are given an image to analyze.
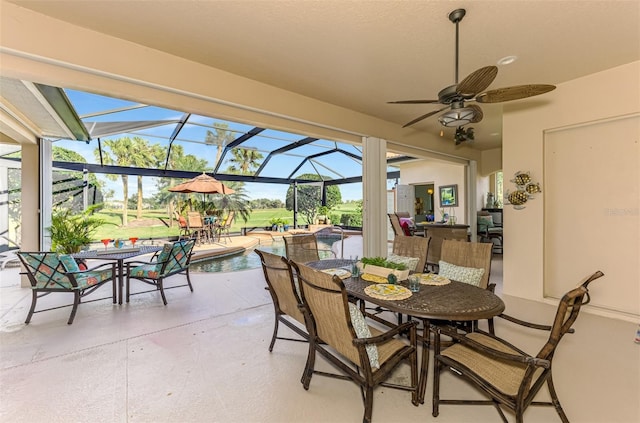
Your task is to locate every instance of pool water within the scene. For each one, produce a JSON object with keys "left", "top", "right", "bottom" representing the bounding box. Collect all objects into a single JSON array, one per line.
[{"left": 190, "top": 238, "right": 339, "bottom": 273}]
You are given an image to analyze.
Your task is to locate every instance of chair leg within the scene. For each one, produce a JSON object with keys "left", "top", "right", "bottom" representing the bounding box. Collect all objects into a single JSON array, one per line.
[
  {"left": 67, "top": 291, "right": 81, "bottom": 325},
  {"left": 363, "top": 386, "right": 374, "bottom": 423},
  {"left": 301, "top": 341, "right": 316, "bottom": 389},
  {"left": 25, "top": 290, "right": 38, "bottom": 324},
  {"left": 268, "top": 316, "right": 280, "bottom": 352},
  {"left": 185, "top": 269, "right": 194, "bottom": 292},
  {"left": 547, "top": 373, "right": 570, "bottom": 423},
  {"left": 158, "top": 278, "right": 168, "bottom": 305},
  {"left": 126, "top": 274, "right": 131, "bottom": 303}
]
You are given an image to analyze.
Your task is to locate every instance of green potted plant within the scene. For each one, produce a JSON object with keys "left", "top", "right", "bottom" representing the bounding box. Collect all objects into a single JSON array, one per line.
[{"left": 48, "top": 206, "right": 105, "bottom": 254}]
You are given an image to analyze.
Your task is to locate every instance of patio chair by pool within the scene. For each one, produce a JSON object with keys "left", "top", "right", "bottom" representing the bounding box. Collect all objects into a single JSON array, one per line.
[
  {"left": 214, "top": 211, "right": 235, "bottom": 243},
  {"left": 255, "top": 249, "right": 307, "bottom": 351},
  {"left": 432, "top": 271, "right": 604, "bottom": 423},
  {"left": 187, "top": 212, "right": 208, "bottom": 244},
  {"left": 292, "top": 261, "right": 419, "bottom": 423},
  {"left": 283, "top": 233, "right": 321, "bottom": 264},
  {"left": 17, "top": 251, "right": 116, "bottom": 324},
  {"left": 125, "top": 239, "right": 195, "bottom": 305}
]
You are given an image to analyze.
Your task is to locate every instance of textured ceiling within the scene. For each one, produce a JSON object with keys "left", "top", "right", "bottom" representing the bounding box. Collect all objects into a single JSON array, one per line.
[{"left": 4, "top": 0, "right": 640, "bottom": 150}]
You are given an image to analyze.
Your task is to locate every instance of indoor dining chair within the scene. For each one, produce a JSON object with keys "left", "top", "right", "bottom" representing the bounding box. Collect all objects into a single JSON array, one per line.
[
  {"left": 255, "top": 249, "right": 307, "bottom": 351},
  {"left": 292, "top": 261, "right": 419, "bottom": 423},
  {"left": 432, "top": 271, "right": 604, "bottom": 423}
]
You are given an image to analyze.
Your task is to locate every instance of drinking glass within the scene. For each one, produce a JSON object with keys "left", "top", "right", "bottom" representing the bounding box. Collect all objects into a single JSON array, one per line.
[
  {"left": 408, "top": 274, "right": 421, "bottom": 292},
  {"left": 101, "top": 238, "right": 111, "bottom": 251},
  {"left": 129, "top": 237, "right": 138, "bottom": 247}
]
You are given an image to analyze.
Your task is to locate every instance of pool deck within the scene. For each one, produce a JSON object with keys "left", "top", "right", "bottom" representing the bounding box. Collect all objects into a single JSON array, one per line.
[
  {"left": 189, "top": 227, "right": 362, "bottom": 262},
  {"left": 189, "top": 229, "right": 309, "bottom": 262}
]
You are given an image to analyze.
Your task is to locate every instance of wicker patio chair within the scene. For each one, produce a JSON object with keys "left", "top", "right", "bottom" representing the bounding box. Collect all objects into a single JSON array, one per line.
[
  {"left": 283, "top": 233, "right": 321, "bottom": 264},
  {"left": 125, "top": 239, "right": 195, "bottom": 305},
  {"left": 292, "top": 261, "right": 419, "bottom": 423},
  {"left": 17, "top": 251, "right": 116, "bottom": 324},
  {"left": 255, "top": 249, "right": 308, "bottom": 351},
  {"left": 432, "top": 270, "right": 604, "bottom": 423}
]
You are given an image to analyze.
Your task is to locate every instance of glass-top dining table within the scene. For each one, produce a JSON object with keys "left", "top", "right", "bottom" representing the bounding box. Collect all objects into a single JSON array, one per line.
[
  {"left": 73, "top": 245, "right": 164, "bottom": 305},
  {"left": 306, "top": 258, "right": 505, "bottom": 404}
]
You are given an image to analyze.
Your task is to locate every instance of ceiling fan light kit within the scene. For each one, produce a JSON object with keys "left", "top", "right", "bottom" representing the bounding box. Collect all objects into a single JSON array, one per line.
[
  {"left": 389, "top": 8, "right": 556, "bottom": 134},
  {"left": 438, "top": 104, "right": 476, "bottom": 127}
]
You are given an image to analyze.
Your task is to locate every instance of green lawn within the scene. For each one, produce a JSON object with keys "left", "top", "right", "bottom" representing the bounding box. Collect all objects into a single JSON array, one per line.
[{"left": 90, "top": 205, "right": 361, "bottom": 242}]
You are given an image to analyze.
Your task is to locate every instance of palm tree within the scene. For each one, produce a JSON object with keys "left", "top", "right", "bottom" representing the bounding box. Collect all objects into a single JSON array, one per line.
[
  {"left": 212, "top": 182, "right": 252, "bottom": 223},
  {"left": 95, "top": 137, "right": 135, "bottom": 226},
  {"left": 228, "top": 148, "right": 263, "bottom": 175},
  {"left": 205, "top": 123, "right": 236, "bottom": 167},
  {"left": 130, "top": 137, "right": 164, "bottom": 219}
]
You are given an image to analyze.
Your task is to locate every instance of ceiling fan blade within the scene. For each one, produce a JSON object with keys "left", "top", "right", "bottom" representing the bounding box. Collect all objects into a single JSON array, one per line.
[
  {"left": 457, "top": 66, "right": 498, "bottom": 97},
  {"left": 402, "top": 106, "right": 449, "bottom": 128},
  {"left": 468, "top": 104, "right": 483, "bottom": 123},
  {"left": 388, "top": 99, "right": 441, "bottom": 104},
  {"left": 476, "top": 84, "right": 556, "bottom": 103}
]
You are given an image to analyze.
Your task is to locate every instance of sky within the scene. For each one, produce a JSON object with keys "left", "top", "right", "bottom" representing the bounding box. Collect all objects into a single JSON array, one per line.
[{"left": 53, "top": 89, "right": 378, "bottom": 203}]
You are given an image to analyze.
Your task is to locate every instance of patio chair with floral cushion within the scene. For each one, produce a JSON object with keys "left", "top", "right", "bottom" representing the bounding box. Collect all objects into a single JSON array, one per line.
[
  {"left": 291, "top": 260, "right": 419, "bottom": 423},
  {"left": 432, "top": 271, "right": 604, "bottom": 423},
  {"left": 17, "top": 251, "right": 116, "bottom": 324},
  {"left": 125, "top": 239, "right": 195, "bottom": 305}
]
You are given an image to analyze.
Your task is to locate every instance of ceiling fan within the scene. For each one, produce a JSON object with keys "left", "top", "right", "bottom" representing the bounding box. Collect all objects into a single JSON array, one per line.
[{"left": 389, "top": 8, "right": 556, "bottom": 129}]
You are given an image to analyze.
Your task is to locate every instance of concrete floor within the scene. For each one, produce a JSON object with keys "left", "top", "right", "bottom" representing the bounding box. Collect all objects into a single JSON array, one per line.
[{"left": 1, "top": 252, "right": 638, "bottom": 423}]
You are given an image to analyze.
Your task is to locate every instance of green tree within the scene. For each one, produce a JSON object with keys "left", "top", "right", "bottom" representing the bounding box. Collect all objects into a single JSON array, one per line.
[
  {"left": 227, "top": 148, "right": 263, "bottom": 175},
  {"left": 211, "top": 182, "right": 252, "bottom": 223},
  {"left": 205, "top": 123, "right": 236, "bottom": 167},
  {"left": 285, "top": 174, "right": 342, "bottom": 224},
  {"left": 51, "top": 146, "right": 104, "bottom": 211},
  {"left": 154, "top": 145, "right": 209, "bottom": 223},
  {"left": 94, "top": 137, "right": 135, "bottom": 226},
  {"left": 130, "top": 138, "right": 165, "bottom": 219}
]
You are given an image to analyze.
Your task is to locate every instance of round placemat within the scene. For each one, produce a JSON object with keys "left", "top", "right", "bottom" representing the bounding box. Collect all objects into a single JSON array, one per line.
[
  {"left": 361, "top": 273, "right": 389, "bottom": 283},
  {"left": 415, "top": 273, "right": 451, "bottom": 286},
  {"left": 364, "top": 284, "right": 412, "bottom": 300},
  {"left": 321, "top": 268, "right": 352, "bottom": 280}
]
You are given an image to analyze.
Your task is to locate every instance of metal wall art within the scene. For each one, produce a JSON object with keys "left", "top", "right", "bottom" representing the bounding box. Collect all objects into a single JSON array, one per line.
[{"left": 504, "top": 171, "right": 542, "bottom": 210}]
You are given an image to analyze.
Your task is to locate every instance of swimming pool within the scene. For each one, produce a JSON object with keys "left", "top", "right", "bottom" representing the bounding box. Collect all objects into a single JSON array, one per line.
[{"left": 189, "top": 237, "right": 340, "bottom": 273}]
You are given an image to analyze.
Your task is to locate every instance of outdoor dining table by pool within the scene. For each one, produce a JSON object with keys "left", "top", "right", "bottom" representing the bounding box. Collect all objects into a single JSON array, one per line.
[
  {"left": 73, "top": 245, "right": 164, "bottom": 305},
  {"left": 306, "top": 258, "right": 505, "bottom": 404}
]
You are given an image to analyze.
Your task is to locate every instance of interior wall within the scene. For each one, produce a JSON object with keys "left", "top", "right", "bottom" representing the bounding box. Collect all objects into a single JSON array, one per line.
[
  {"left": 502, "top": 61, "right": 640, "bottom": 319},
  {"left": 398, "top": 159, "right": 466, "bottom": 223},
  {"left": 479, "top": 148, "right": 502, "bottom": 176}
]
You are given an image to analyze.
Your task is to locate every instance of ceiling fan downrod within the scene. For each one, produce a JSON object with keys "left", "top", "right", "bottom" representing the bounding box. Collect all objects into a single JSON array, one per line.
[{"left": 449, "top": 8, "right": 466, "bottom": 84}]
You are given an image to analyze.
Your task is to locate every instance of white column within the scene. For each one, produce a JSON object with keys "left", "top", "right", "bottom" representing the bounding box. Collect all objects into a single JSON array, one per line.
[
  {"left": 467, "top": 160, "right": 478, "bottom": 242},
  {"left": 362, "top": 137, "right": 387, "bottom": 257},
  {"left": 40, "top": 140, "right": 53, "bottom": 251},
  {"left": 20, "top": 143, "right": 40, "bottom": 287}
]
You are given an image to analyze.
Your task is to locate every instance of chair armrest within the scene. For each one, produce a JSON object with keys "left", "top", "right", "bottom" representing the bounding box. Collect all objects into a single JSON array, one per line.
[
  {"left": 436, "top": 325, "right": 550, "bottom": 369},
  {"left": 352, "top": 320, "right": 418, "bottom": 346},
  {"left": 497, "top": 313, "right": 574, "bottom": 333}
]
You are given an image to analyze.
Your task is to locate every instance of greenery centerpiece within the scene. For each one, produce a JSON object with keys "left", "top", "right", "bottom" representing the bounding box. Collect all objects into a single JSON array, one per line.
[{"left": 358, "top": 257, "right": 410, "bottom": 281}]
